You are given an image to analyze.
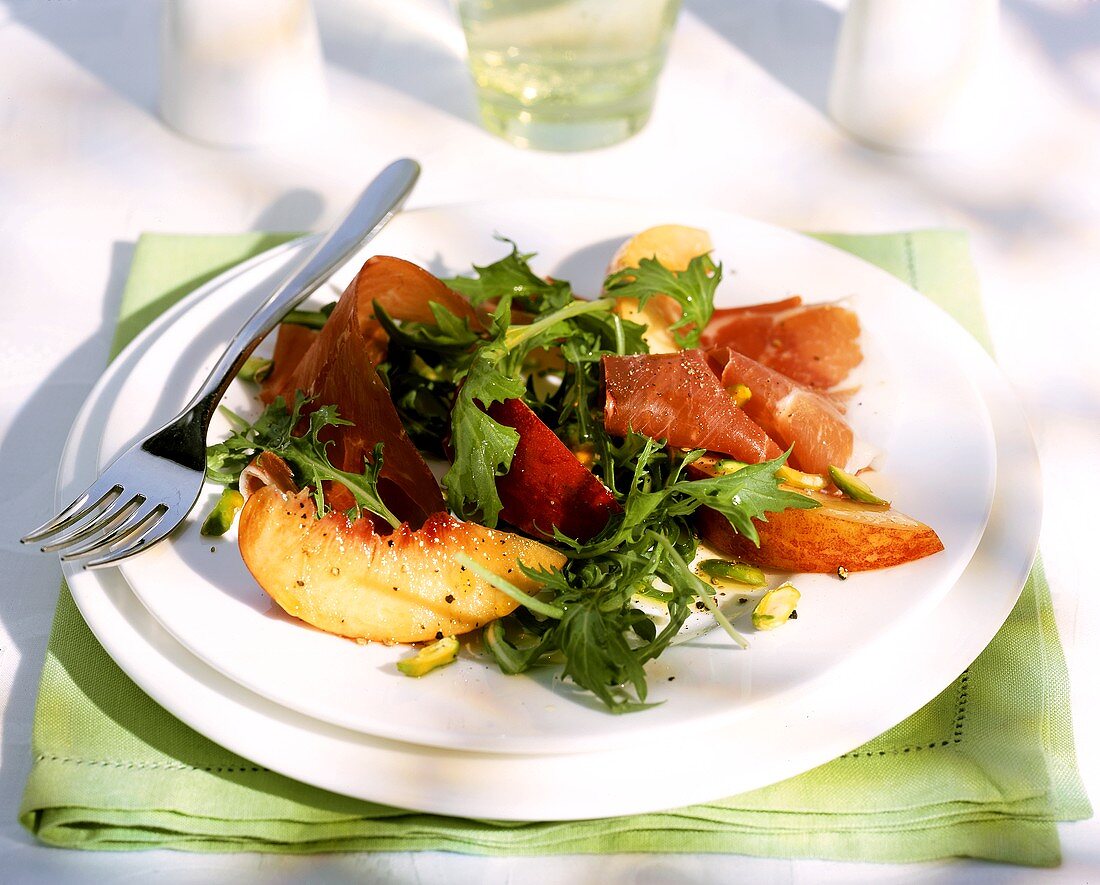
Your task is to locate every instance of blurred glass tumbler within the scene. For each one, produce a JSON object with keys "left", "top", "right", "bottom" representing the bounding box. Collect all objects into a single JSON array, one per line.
[{"left": 458, "top": 0, "right": 682, "bottom": 151}]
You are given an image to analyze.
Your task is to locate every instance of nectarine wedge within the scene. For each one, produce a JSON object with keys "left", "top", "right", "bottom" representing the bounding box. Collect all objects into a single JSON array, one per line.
[
  {"left": 687, "top": 454, "right": 943, "bottom": 572},
  {"left": 607, "top": 224, "right": 714, "bottom": 354},
  {"left": 696, "top": 489, "right": 943, "bottom": 573},
  {"left": 238, "top": 485, "right": 565, "bottom": 643},
  {"left": 489, "top": 397, "right": 621, "bottom": 542}
]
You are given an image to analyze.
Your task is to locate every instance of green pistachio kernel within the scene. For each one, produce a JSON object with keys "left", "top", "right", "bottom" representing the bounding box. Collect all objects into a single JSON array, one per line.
[
  {"left": 397, "top": 635, "right": 460, "bottom": 677},
  {"left": 752, "top": 582, "right": 801, "bottom": 630},
  {"left": 697, "top": 559, "right": 767, "bottom": 587},
  {"left": 828, "top": 466, "right": 890, "bottom": 505},
  {"left": 199, "top": 488, "right": 245, "bottom": 537},
  {"left": 775, "top": 465, "right": 826, "bottom": 490}
]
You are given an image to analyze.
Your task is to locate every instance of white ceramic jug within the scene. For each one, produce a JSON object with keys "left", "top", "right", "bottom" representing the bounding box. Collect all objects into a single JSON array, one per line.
[
  {"left": 828, "top": 0, "right": 1000, "bottom": 153},
  {"left": 159, "top": 0, "right": 327, "bottom": 148}
]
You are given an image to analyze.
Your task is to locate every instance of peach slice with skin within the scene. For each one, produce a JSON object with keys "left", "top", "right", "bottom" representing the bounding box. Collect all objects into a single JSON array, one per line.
[
  {"left": 688, "top": 455, "right": 943, "bottom": 573},
  {"left": 238, "top": 485, "right": 566, "bottom": 644},
  {"left": 489, "top": 397, "right": 621, "bottom": 542}
]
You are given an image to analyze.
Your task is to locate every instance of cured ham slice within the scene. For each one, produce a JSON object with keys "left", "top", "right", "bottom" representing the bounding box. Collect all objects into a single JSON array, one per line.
[
  {"left": 712, "top": 296, "right": 804, "bottom": 316},
  {"left": 701, "top": 299, "right": 862, "bottom": 390},
  {"left": 697, "top": 297, "right": 802, "bottom": 365},
  {"left": 259, "top": 323, "right": 318, "bottom": 405},
  {"left": 239, "top": 451, "right": 298, "bottom": 498},
  {"left": 263, "top": 256, "right": 480, "bottom": 402},
  {"left": 488, "top": 398, "right": 621, "bottom": 542},
  {"left": 263, "top": 259, "right": 448, "bottom": 527},
  {"left": 707, "top": 348, "right": 873, "bottom": 476},
  {"left": 349, "top": 255, "right": 481, "bottom": 328},
  {"left": 602, "top": 350, "right": 781, "bottom": 464}
]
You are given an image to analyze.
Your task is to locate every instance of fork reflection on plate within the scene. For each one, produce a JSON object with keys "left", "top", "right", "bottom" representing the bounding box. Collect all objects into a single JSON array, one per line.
[{"left": 22, "top": 158, "right": 420, "bottom": 568}]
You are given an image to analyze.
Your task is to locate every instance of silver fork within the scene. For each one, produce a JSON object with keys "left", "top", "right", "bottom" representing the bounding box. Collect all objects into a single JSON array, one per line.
[{"left": 22, "top": 158, "right": 420, "bottom": 568}]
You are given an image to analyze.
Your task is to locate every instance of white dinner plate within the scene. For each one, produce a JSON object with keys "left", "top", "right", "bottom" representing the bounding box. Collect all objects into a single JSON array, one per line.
[
  {"left": 88, "top": 200, "right": 999, "bottom": 755},
  {"left": 58, "top": 204, "right": 1040, "bottom": 816}
]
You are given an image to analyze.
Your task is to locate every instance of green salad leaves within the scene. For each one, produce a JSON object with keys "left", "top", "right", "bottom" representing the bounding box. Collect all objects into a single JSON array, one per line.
[
  {"left": 207, "top": 393, "right": 400, "bottom": 529},
  {"left": 376, "top": 241, "right": 815, "bottom": 711},
  {"left": 210, "top": 239, "right": 817, "bottom": 713},
  {"left": 464, "top": 440, "right": 815, "bottom": 712},
  {"left": 380, "top": 241, "right": 638, "bottom": 525},
  {"left": 604, "top": 253, "right": 721, "bottom": 348}
]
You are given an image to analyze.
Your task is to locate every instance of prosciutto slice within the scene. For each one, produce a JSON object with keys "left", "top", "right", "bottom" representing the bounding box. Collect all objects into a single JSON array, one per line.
[
  {"left": 259, "top": 323, "right": 318, "bottom": 405},
  {"left": 700, "top": 298, "right": 862, "bottom": 390},
  {"left": 263, "top": 255, "right": 480, "bottom": 404},
  {"left": 262, "top": 256, "right": 456, "bottom": 526},
  {"left": 707, "top": 347, "right": 874, "bottom": 476},
  {"left": 349, "top": 255, "right": 480, "bottom": 328},
  {"left": 602, "top": 350, "right": 781, "bottom": 464}
]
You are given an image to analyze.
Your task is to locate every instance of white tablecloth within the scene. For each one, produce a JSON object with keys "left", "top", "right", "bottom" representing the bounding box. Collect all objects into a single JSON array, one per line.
[{"left": 1, "top": 0, "right": 1097, "bottom": 880}]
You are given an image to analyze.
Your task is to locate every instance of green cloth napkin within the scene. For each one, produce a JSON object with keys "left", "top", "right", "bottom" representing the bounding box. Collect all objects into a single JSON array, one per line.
[{"left": 20, "top": 231, "right": 1091, "bottom": 865}]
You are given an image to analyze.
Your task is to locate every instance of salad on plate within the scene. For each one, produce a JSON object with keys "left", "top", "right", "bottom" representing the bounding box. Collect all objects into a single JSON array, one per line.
[{"left": 203, "top": 224, "right": 943, "bottom": 713}]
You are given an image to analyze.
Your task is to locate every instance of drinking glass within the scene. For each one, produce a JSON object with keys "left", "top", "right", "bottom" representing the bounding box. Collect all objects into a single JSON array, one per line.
[{"left": 457, "top": 0, "right": 683, "bottom": 151}]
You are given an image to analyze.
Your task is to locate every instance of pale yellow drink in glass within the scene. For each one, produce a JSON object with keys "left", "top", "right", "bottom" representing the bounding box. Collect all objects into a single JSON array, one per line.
[{"left": 457, "top": 0, "right": 682, "bottom": 151}]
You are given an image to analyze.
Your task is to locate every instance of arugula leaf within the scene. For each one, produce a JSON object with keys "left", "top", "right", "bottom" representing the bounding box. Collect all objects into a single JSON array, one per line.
[
  {"left": 604, "top": 253, "right": 721, "bottom": 348},
  {"left": 205, "top": 440, "right": 253, "bottom": 487},
  {"left": 285, "top": 406, "right": 401, "bottom": 528},
  {"left": 374, "top": 301, "right": 481, "bottom": 354},
  {"left": 381, "top": 238, "right": 648, "bottom": 519},
  {"left": 557, "top": 598, "right": 652, "bottom": 712},
  {"left": 651, "top": 530, "right": 745, "bottom": 649},
  {"left": 671, "top": 456, "right": 819, "bottom": 545},
  {"left": 442, "top": 238, "right": 573, "bottom": 313},
  {"left": 445, "top": 353, "right": 525, "bottom": 525},
  {"left": 442, "top": 293, "right": 618, "bottom": 525},
  {"left": 482, "top": 620, "right": 557, "bottom": 675},
  {"left": 472, "top": 445, "right": 816, "bottom": 711},
  {"left": 204, "top": 394, "right": 401, "bottom": 529},
  {"left": 377, "top": 351, "right": 455, "bottom": 456},
  {"left": 205, "top": 400, "right": 299, "bottom": 485}
]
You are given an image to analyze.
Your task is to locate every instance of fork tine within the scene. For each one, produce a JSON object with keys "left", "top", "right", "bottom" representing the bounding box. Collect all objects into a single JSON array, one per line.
[
  {"left": 39, "top": 494, "right": 143, "bottom": 553},
  {"left": 83, "top": 508, "right": 177, "bottom": 569},
  {"left": 59, "top": 500, "right": 162, "bottom": 561},
  {"left": 21, "top": 480, "right": 123, "bottom": 544}
]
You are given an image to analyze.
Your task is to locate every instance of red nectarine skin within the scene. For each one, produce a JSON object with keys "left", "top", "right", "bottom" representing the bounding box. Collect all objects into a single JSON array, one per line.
[{"left": 489, "top": 398, "right": 621, "bottom": 542}]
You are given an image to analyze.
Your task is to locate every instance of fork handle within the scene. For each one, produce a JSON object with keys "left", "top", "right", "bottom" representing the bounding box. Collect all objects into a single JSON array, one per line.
[{"left": 180, "top": 158, "right": 421, "bottom": 427}]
